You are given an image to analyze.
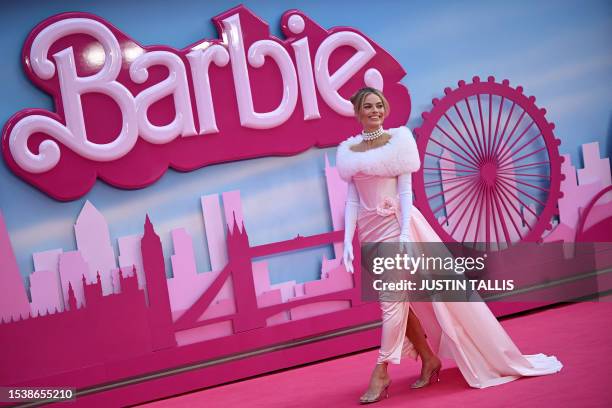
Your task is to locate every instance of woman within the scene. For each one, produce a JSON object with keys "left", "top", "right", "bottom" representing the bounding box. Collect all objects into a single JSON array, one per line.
[{"left": 335, "top": 87, "right": 563, "bottom": 404}]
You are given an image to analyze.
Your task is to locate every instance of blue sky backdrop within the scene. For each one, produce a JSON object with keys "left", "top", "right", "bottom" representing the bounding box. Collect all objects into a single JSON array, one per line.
[{"left": 1, "top": 0, "right": 611, "bottom": 286}]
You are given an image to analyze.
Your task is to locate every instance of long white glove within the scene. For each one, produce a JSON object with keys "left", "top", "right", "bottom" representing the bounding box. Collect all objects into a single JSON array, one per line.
[
  {"left": 398, "top": 173, "right": 414, "bottom": 250},
  {"left": 343, "top": 180, "right": 360, "bottom": 273}
]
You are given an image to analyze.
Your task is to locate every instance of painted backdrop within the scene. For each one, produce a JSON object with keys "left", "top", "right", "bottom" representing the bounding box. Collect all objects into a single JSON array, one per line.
[{"left": 1, "top": 0, "right": 611, "bottom": 300}]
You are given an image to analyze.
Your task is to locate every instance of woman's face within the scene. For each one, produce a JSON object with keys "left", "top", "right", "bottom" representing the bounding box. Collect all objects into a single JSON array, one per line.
[{"left": 358, "top": 93, "right": 385, "bottom": 131}]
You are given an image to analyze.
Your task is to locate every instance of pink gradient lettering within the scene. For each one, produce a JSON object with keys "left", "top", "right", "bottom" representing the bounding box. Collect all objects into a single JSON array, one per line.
[{"left": 1, "top": 6, "right": 411, "bottom": 200}]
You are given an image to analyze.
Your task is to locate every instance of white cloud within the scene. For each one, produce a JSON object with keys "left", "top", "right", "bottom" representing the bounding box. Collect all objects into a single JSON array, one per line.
[
  {"left": 99, "top": 148, "right": 324, "bottom": 225},
  {"left": 242, "top": 175, "right": 325, "bottom": 221},
  {"left": 133, "top": 172, "right": 332, "bottom": 249},
  {"left": 546, "top": 84, "right": 612, "bottom": 117},
  {"left": 229, "top": 173, "right": 333, "bottom": 244},
  {"left": 411, "top": 16, "right": 612, "bottom": 95},
  {"left": 523, "top": 53, "right": 612, "bottom": 90},
  {"left": 376, "top": 2, "right": 530, "bottom": 49},
  {"left": 10, "top": 217, "right": 74, "bottom": 251},
  {"left": 152, "top": 212, "right": 205, "bottom": 238},
  {"left": 249, "top": 210, "right": 332, "bottom": 247}
]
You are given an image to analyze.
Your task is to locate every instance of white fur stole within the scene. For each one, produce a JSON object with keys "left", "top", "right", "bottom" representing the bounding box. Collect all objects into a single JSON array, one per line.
[{"left": 335, "top": 126, "right": 421, "bottom": 181}]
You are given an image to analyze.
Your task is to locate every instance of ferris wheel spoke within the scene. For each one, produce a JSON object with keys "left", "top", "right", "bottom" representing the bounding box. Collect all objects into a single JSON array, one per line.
[
  {"left": 496, "top": 181, "right": 535, "bottom": 234},
  {"left": 460, "top": 182, "right": 485, "bottom": 242},
  {"left": 488, "top": 187, "right": 502, "bottom": 246},
  {"left": 490, "top": 186, "right": 513, "bottom": 244},
  {"left": 442, "top": 113, "right": 482, "bottom": 162},
  {"left": 423, "top": 167, "right": 480, "bottom": 174},
  {"left": 425, "top": 174, "right": 478, "bottom": 187},
  {"left": 497, "top": 120, "right": 535, "bottom": 163},
  {"left": 464, "top": 98, "right": 486, "bottom": 159},
  {"left": 485, "top": 183, "right": 491, "bottom": 246},
  {"left": 425, "top": 151, "right": 480, "bottom": 170},
  {"left": 436, "top": 180, "right": 480, "bottom": 224},
  {"left": 449, "top": 180, "right": 484, "bottom": 237},
  {"left": 489, "top": 96, "right": 504, "bottom": 162},
  {"left": 432, "top": 178, "right": 479, "bottom": 216},
  {"left": 493, "top": 184, "right": 525, "bottom": 240},
  {"left": 496, "top": 172, "right": 550, "bottom": 179},
  {"left": 472, "top": 183, "right": 488, "bottom": 243},
  {"left": 426, "top": 177, "right": 475, "bottom": 201},
  {"left": 495, "top": 184, "right": 527, "bottom": 237},
  {"left": 499, "top": 160, "right": 550, "bottom": 172},
  {"left": 427, "top": 137, "right": 480, "bottom": 168},
  {"left": 461, "top": 181, "right": 484, "bottom": 242},
  {"left": 496, "top": 178, "right": 542, "bottom": 216},
  {"left": 495, "top": 110, "right": 528, "bottom": 161},
  {"left": 491, "top": 101, "right": 516, "bottom": 163},
  {"left": 497, "top": 173, "right": 550, "bottom": 193},
  {"left": 486, "top": 94, "right": 492, "bottom": 160},
  {"left": 434, "top": 126, "right": 481, "bottom": 166},
  {"left": 477, "top": 94, "right": 487, "bottom": 159},
  {"left": 498, "top": 146, "right": 547, "bottom": 169},
  {"left": 454, "top": 104, "right": 485, "bottom": 161},
  {"left": 498, "top": 132, "right": 541, "bottom": 165}
]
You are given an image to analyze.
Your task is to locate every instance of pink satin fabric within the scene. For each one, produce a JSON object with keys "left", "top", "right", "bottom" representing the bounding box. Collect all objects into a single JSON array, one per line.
[{"left": 351, "top": 172, "right": 562, "bottom": 388}]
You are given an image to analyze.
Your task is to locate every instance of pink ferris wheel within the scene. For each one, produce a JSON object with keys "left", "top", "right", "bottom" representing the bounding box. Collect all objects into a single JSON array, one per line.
[{"left": 413, "top": 76, "right": 565, "bottom": 250}]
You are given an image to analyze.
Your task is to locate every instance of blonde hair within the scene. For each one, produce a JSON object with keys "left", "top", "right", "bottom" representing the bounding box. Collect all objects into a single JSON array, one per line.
[{"left": 349, "top": 87, "right": 390, "bottom": 117}]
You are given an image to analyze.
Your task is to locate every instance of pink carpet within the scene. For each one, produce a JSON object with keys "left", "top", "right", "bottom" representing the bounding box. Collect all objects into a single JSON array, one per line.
[{"left": 137, "top": 299, "right": 612, "bottom": 408}]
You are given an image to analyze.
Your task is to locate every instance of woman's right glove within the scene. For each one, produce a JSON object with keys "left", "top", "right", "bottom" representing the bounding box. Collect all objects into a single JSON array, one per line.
[{"left": 343, "top": 181, "right": 359, "bottom": 273}]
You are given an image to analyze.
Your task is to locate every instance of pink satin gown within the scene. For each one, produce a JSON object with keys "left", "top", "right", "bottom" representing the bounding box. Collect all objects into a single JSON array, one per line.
[{"left": 352, "top": 171, "right": 563, "bottom": 388}]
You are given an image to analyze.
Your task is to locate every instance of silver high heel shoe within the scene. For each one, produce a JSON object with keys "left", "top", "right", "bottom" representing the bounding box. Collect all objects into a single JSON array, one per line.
[
  {"left": 411, "top": 366, "right": 441, "bottom": 389},
  {"left": 359, "top": 380, "right": 391, "bottom": 404}
]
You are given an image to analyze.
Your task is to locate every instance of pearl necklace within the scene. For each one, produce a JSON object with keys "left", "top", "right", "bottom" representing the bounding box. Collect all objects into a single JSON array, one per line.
[{"left": 362, "top": 127, "right": 384, "bottom": 141}]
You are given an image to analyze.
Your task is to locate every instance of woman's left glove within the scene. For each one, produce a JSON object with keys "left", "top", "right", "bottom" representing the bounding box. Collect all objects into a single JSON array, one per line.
[{"left": 398, "top": 173, "right": 414, "bottom": 252}]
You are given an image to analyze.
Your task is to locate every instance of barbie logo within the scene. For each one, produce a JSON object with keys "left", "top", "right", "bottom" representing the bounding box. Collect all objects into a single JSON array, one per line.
[{"left": 1, "top": 5, "right": 410, "bottom": 200}]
